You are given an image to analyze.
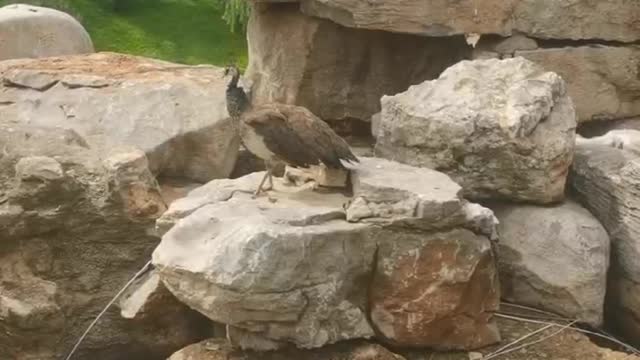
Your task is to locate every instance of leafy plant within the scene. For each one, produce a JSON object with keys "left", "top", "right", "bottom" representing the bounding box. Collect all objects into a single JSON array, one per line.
[{"left": 217, "top": 0, "right": 251, "bottom": 33}]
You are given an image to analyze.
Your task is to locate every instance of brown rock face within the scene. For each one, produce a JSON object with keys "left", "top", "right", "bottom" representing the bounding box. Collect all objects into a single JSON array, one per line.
[
  {"left": 168, "top": 339, "right": 406, "bottom": 360},
  {"left": 295, "top": 0, "right": 640, "bottom": 43},
  {"left": 518, "top": 46, "right": 640, "bottom": 123},
  {"left": 370, "top": 229, "right": 500, "bottom": 350},
  {"left": 246, "top": 3, "right": 469, "bottom": 123}
]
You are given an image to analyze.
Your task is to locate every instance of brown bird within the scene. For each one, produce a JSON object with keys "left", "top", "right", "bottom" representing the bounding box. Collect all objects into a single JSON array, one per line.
[{"left": 224, "top": 65, "right": 359, "bottom": 195}]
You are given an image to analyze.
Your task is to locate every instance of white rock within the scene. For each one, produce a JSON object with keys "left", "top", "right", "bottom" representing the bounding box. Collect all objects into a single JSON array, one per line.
[
  {"left": 15, "top": 156, "right": 63, "bottom": 181},
  {"left": 0, "top": 4, "right": 93, "bottom": 60},
  {"left": 376, "top": 57, "right": 577, "bottom": 204}
]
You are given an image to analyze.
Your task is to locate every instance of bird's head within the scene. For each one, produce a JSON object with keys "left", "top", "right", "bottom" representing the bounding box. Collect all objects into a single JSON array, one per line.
[
  {"left": 224, "top": 65, "right": 240, "bottom": 78},
  {"left": 224, "top": 65, "right": 241, "bottom": 91}
]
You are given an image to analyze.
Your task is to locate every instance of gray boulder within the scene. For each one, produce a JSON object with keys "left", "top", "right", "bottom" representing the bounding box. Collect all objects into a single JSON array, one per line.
[
  {"left": 492, "top": 201, "right": 610, "bottom": 326},
  {"left": 152, "top": 157, "right": 501, "bottom": 351},
  {"left": 375, "top": 57, "right": 576, "bottom": 204},
  {"left": 0, "top": 4, "right": 93, "bottom": 60},
  {"left": 571, "top": 129, "right": 640, "bottom": 343}
]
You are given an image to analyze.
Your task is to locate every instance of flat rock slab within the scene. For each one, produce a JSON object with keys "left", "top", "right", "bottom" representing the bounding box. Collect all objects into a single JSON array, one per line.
[
  {"left": 0, "top": 52, "right": 240, "bottom": 182},
  {"left": 294, "top": 0, "right": 640, "bottom": 43},
  {"left": 375, "top": 57, "right": 576, "bottom": 204},
  {"left": 152, "top": 157, "right": 500, "bottom": 351},
  {"left": 168, "top": 339, "right": 406, "bottom": 360},
  {"left": 571, "top": 130, "right": 640, "bottom": 344}
]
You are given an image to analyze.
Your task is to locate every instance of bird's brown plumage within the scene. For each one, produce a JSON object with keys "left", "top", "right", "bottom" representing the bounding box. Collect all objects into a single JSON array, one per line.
[
  {"left": 224, "top": 65, "right": 358, "bottom": 195},
  {"left": 242, "top": 104, "right": 358, "bottom": 169}
]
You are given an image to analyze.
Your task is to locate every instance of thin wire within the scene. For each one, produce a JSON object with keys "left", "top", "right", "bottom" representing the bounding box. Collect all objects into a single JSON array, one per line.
[
  {"left": 495, "top": 313, "right": 640, "bottom": 356},
  {"left": 64, "top": 260, "right": 152, "bottom": 360},
  {"left": 500, "top": 302, "right": 572, "bottom": 319},
  {"left": 484, "top": 320, "right": 577, "bottom": 360},
  {"left": 483, "top": 323, "right": 555, "bottom": 359}
]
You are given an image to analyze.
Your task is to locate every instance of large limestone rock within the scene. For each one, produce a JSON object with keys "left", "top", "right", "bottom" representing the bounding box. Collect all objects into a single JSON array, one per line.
[
  {"left": 518, "top": 46, "right": 640, "bottom": 123},
  {"left": 246, "top": 3, "right": 469, "bottom": 123},
  {"left": 0, "top": 52, "right": 240, "bottom": 182},
  {"left": 296, "top": 0, "right": 640, "bottom": 43},
  {"left": 168, "top": 339, "right": 406, "bottom": 360},
  {"left": 0, "top": 125, "right": 210, "bottom": 359},
  {"left": 492, "top": 201, "right": 610, "bottom": 326},
  {"left": 375, "top": 57, "right": 576, "bottom": 204},
  {"left": 571, "top": 130, "right": 640, "bottom": 344},
  {"left": 152, "top": 157, "right": 500, "bottom": 351},
  {"left": 0, "top": 4, "right": 93, "bottom": 60}
]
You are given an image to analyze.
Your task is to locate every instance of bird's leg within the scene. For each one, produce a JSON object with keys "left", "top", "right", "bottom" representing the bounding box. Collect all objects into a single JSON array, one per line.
[
  {"left": 254, "top": 161, "right": 274, "bottom": 197},
  {"left": 267, "top": 162, "right": 274, "bottom": 190},
  {"left": 254, "top": 170, "right": 270, "bottom": 196}
]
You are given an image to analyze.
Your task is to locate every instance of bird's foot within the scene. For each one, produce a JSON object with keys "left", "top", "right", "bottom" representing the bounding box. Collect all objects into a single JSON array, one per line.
[{"left": 251, "top": 190, "right": 278, "bottom": 203}]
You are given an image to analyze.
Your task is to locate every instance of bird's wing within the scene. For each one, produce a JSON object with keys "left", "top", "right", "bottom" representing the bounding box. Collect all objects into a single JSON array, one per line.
[
  {"left": 243, "top": 106, "right": 322, "bottom": 168},
  {"left": 281, "top": 105, "right": 359, "bottom": 169}
]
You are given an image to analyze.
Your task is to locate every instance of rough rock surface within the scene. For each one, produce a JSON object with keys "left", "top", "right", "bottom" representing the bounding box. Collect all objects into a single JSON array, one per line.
[
  {"left": 403, "top": 315, "right": 640, "bottom": 360},
  {"left": 492, "top": 201, "right": 610, "bottom": 326},
  {"left": 0, "top": 52, "right": 240, "bottom": 182},
  {"left": 117, "top": 269, "right": 212, "bottom": 350},
  {"left": 375, "top": 57, "right": 576, "bottom": 204},
  {"left": 168, "top": 339, "right": 406, "bottom": 360},
  {"left": 0, "top": 4, "right": 93, "bottom": 60},
  {"left": 295, "top": 0, "right": 640, "bottom": 43},
  {"left": 246, "top": 3, "right": 469, "bottom": 123},
  {"left": 570, "top": 130, "right": 640, "bottom": 344},
  {"left": 518, "top": 46, "right": 640, "bottom": 123},
  {"left": 152, "top": 157, "right": 500, "bottom": 351},
  {"left": 0, "top": 125, "right": 209, "bottom": 359}
]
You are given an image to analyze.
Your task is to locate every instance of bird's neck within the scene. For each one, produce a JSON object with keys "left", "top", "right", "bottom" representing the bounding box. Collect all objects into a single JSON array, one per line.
[
  {"left": 229, "top": 71, "right": 240, "bottom": 88},
  {"left": 226, "top": 77, "right": 251, "bottom": 119}
]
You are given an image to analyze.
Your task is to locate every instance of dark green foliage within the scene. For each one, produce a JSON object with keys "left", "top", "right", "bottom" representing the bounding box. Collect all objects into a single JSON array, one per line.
[{"left": 0, "top": 0, "right": 248, "bottom": 67}]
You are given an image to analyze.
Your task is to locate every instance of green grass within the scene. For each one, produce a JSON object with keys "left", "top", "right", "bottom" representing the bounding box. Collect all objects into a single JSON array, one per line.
[{"left": 0, "top": 0, "right": 248, "bottom": 67}]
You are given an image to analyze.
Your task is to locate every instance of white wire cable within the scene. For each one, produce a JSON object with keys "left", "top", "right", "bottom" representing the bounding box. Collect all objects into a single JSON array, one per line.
[{"left": 64, "top": 260, "right": 152, "bottom": 360}]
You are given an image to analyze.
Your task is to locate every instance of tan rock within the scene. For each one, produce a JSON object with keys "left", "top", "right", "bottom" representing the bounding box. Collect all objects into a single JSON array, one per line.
[
  {"left": 0, "top": 124, "right": 208, "bottom": 359},
  {"left": 517, "top": 46, "right": 640, "bottom": 123},
  {"left": 284, "top": 164, "right": 349, "bottom": 188},
  {"left": 0, "top": 4, "right": 93, "bottom": 60},
  {"left": 298, "top": 0, "right": 640, "bottom": 42},
  {"left": 246, "top": 3, "right": 469, "bottom": 123}
]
